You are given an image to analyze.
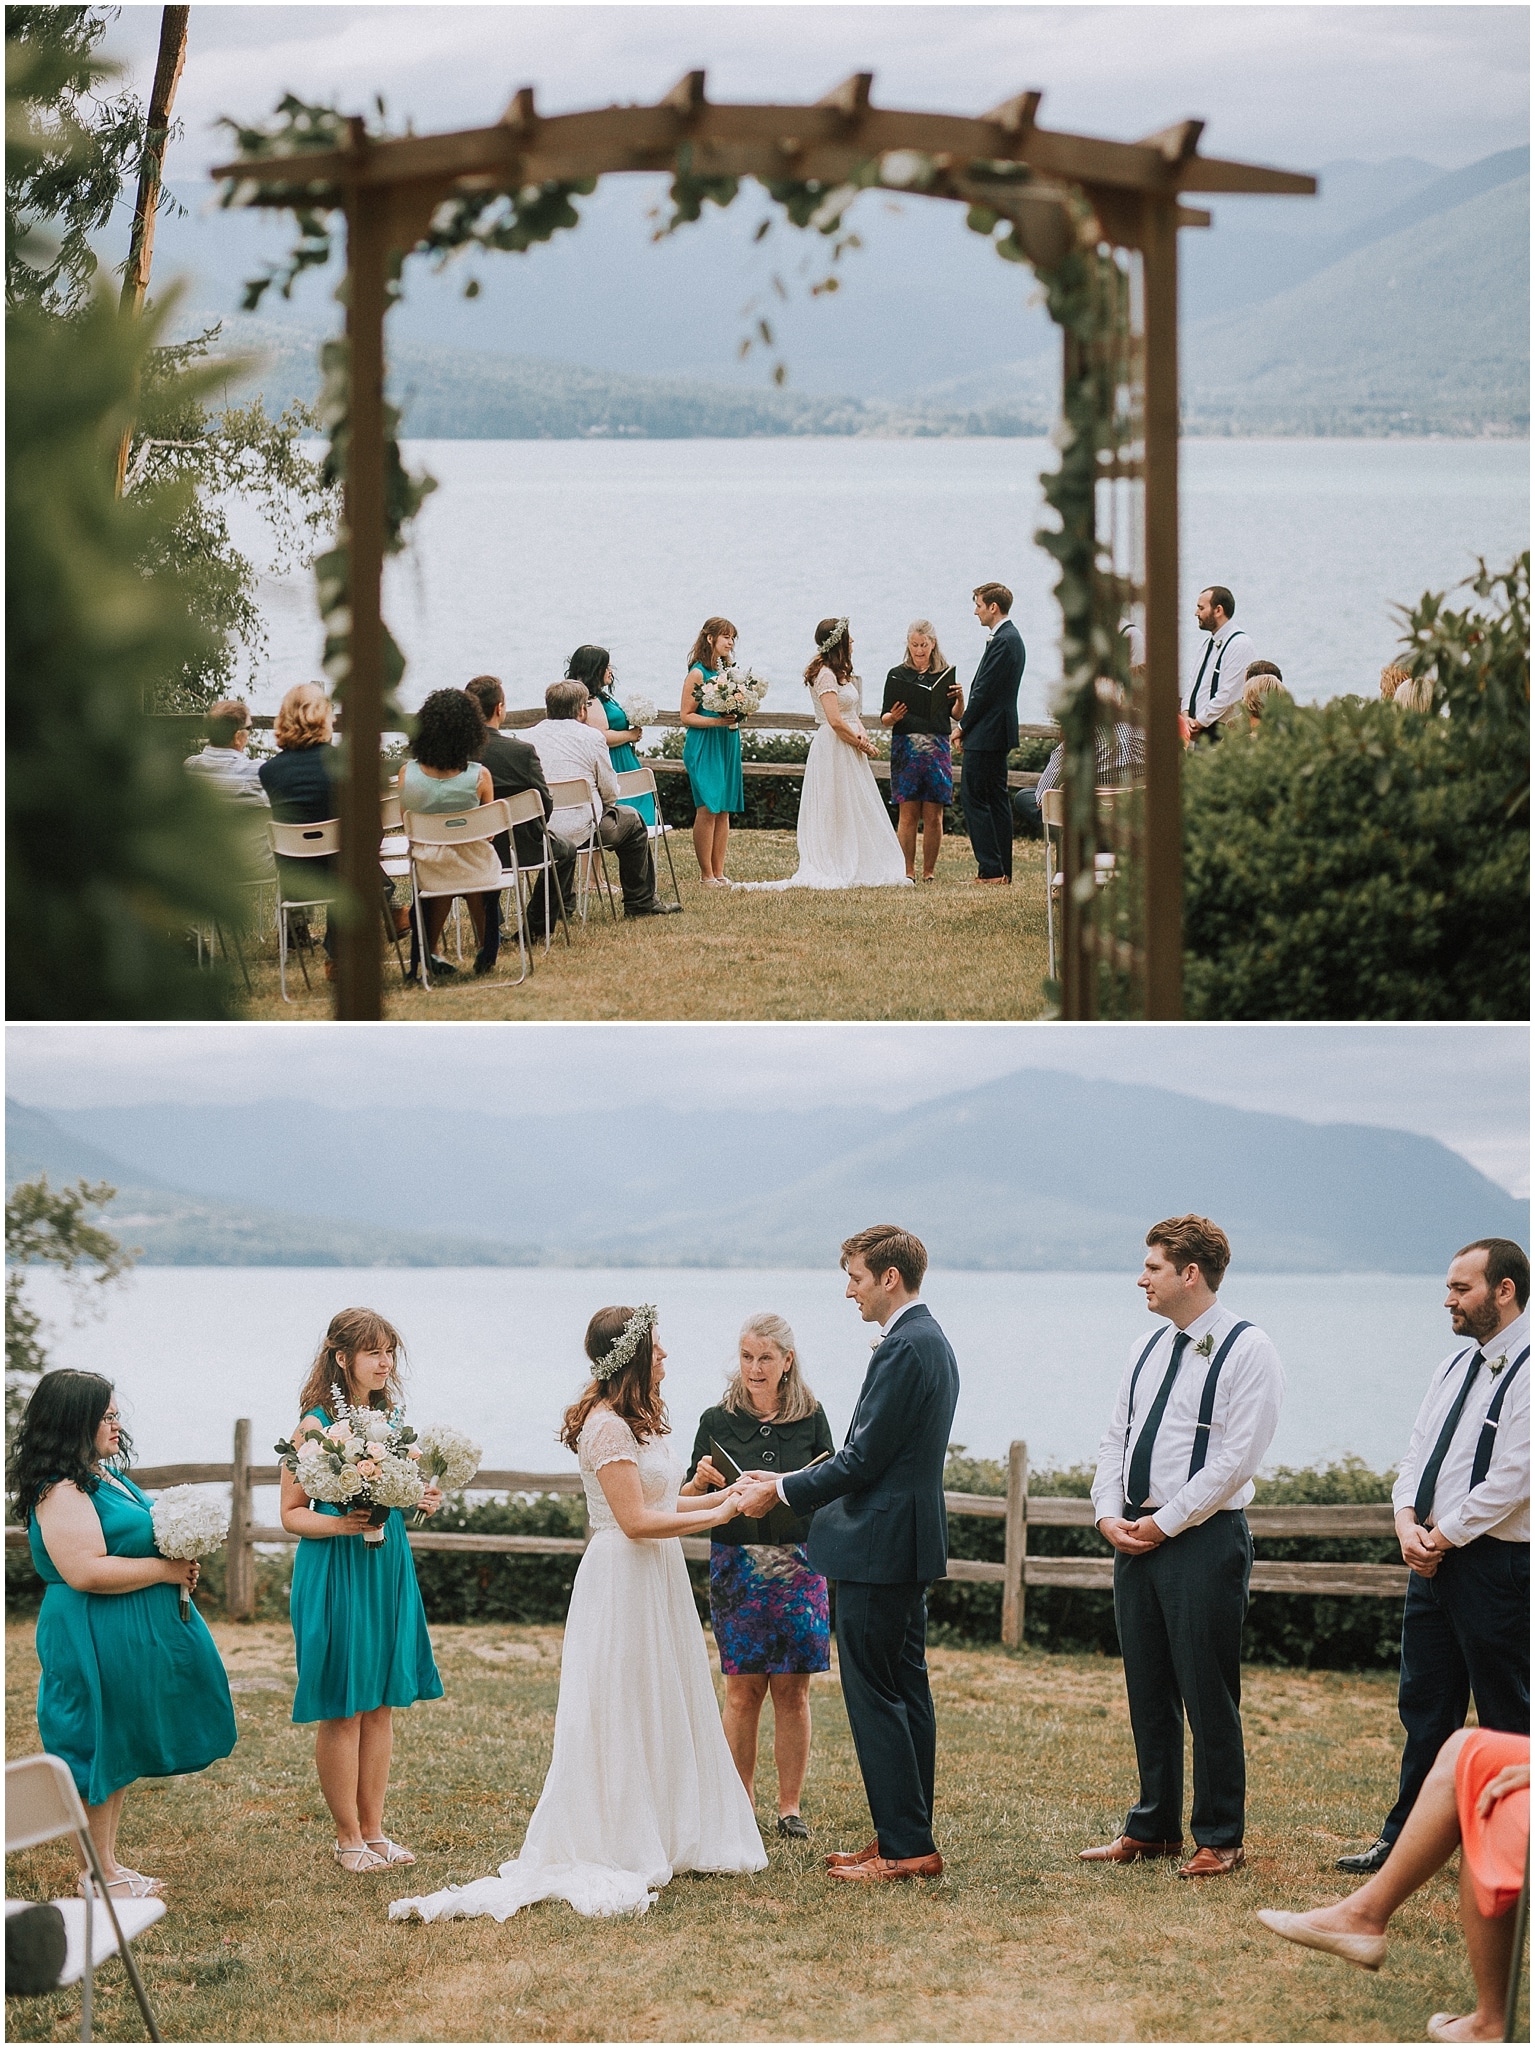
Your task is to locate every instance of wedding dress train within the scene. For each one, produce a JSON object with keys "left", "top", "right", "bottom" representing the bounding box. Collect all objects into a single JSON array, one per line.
[
  {"left": 739, "top": 674, "right": 911, "bottom": 891},
  {"left": 389, "top": 1410, "right": 766, "bottom": 1923}
]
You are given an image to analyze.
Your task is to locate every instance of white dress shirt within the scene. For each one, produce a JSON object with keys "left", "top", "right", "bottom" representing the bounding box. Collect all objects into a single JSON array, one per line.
[
  {"left": 1186, "top": 624, "right": 1257, "bottom": 727},
  {"left": 1392, "top": 1309, "right": 1530, "bottom": 1547},
  {"left": 527, "top": 718, "right": 617, "bottom": 842},
  {"left": 1091, "top": 1303, "right": 1286, "bottom": 1538},
  {"left": 184, "top": 747, "right": 270, "bottom": 804},
  {"left": 774, "top": 1298, "right": 924, "bottom": 1502}
]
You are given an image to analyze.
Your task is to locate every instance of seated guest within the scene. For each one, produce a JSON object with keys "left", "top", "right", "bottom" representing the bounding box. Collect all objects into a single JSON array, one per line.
[
  {"left": 398, "top": 688, "right": 502, "bottom": 979},
  {"left": 185, "top": 699, "right": 268, "bottom": 803},
  {"left": 259, "top": 683, "right": 340, "bottom": 967},
  {"left": 569, "top": 644, "right": 656, "bottom": 828},
  {"left": 465, "top": 675, "right": 577, "bottom": 943},
  {"left": 1379, "top": 663, "right": 1412, "bottom": 702},
  {"left": 1242, "top": 663, "right": 1291, "bottom": 732},
  {"left": 1013, "top": 677, "right": 1146, "bottom": 836},
  {"left": 1258, "top": 1725, "right": 1529, "bottom": 2042},
  {"left": 1393, "top": 674, "right": 1436, "bottom": 712},
  {"left": 528, "top": 681, "right": 679, "bottom": 919}
]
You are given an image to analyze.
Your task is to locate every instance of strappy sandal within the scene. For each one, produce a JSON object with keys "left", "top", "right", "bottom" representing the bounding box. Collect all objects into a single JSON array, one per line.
[
  {"left": 79, "top": 1869, "right": 164, "bottom": 1901},
  {"left": 364, "top": 1836, "right": 416, "bottom": 1865},
  {"left": 333, "top": 1842, "right": 388, "bottom": 1874}
]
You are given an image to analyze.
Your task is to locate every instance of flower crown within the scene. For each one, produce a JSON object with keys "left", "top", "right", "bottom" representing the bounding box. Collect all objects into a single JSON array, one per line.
[
  {"left": 593, "top": 1304, "right": 658, "bottom": 1381},
  {"left": 817, "top": 618, "right": 849, "bottom": 656}
]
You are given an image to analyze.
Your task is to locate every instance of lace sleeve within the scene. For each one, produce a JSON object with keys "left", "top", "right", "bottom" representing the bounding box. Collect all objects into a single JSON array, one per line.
[{"left": 581, "top": 1408, "right": 639, "bottom": 1473}]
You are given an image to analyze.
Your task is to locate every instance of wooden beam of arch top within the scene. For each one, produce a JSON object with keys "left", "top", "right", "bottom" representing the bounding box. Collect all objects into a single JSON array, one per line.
[{"left": 211, "top": 97, "right": 1315, "bottom": 203}]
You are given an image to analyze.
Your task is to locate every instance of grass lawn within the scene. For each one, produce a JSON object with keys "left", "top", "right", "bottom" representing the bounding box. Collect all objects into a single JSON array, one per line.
[
  {"left": 231, "top": 832, "right": 1050, "bottom": 1021},
  {"left": 4, "top": 1620, "right": 1492, "bottom": 2044}
]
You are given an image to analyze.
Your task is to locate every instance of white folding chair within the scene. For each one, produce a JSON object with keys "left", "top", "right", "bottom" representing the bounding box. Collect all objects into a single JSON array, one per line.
[
  {"left": 546, "top": 778, "right": 617, "bottom": 924},
  {"left": 267, "top": 819, "right": 340, "bottom": 1002},
  {"left": 5, "top": 1753, "right": 164, "bottom": 2041},
  {"left": 377, "top": 790, "right": 413, "bottom": 983},
  {"left": 1041, "top": 786, "right": 1126, "bottom": 980},
  {"left": 404, "top": 799, "right": 512, "bottom": 991},
  {"left": 613, "top": 767, "right": 681, "bottom": 909},
  {"left": 498, "top": 788, "right": 573, "bottom": 972}
]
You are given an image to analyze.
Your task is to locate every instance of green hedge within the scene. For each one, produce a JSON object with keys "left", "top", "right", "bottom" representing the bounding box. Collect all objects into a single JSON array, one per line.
[{"left": 5, "top": 1451, "right": 1403, "bottom": 1668}]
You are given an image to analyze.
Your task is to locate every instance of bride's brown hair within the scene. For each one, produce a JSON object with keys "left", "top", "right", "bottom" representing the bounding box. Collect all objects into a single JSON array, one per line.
[
  {"left": 297, "top": 1307, "right": 406, "bottom": 1418},
  {"left": 804, "top": 617, "right": 853, "bottom": 689},
  {"left": 560, "top": 1307, "right": 670, "bottom": 1451}
]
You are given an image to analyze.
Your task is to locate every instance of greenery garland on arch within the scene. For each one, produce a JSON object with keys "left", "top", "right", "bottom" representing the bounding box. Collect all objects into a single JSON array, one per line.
[{"left": 217, "top": 98, "right": 1129, "bottom": 840}]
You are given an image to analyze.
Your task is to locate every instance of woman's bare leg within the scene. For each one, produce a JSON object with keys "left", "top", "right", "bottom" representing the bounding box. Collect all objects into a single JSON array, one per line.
[
  {"left": 1295, "top": 1728, "right": 1472, "bottom": 1936},
  {"left": 355, "top": 1705, "right": 394, "bottom": 1842},
  {"left": 79, "top": 1787, "right": 129, "bottom": 1877},
  {"left": 314, "top": 1714, "right": 366, "bottom": 1848},
  {"left": 692, "top": 808, "right": 717, "bottom": 879},
  {"left": 1430, "top": 1848, "right": 1521, "bottom": 2040},
  {"left": 712, "top": 812, "right": 731, "bottom": 878},
  {"left": 722, "top": 1674, "right": 769, "bottom": 1797},
  {"left": 768, "top": 1673, "right": 813, "bottom": 1815},
  {"left": 921, "top": 802, "right": 945, "bottom": 877},
  {"left": 896, "top": 802, "right": 919, "bottom": 877}
]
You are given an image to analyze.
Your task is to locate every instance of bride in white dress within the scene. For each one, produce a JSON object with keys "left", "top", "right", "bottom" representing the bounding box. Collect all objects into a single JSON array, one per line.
[
  {"left": 390, "top": 1306, "right": 766, "bottom": 1924},
  {"left": 738, "top": 618, "right": 911, "bottom": 892}
]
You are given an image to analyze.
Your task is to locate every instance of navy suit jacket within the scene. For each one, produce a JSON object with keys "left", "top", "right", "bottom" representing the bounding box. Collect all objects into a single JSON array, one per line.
[
  {"left": 780, "top": 1303, "right": 959, "bottom": 1585},
  {"left": 959, "top": 618, "right": 1025, "bottom": 753}
]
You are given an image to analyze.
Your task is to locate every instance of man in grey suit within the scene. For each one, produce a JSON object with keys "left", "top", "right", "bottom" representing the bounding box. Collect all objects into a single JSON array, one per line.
[{"left": 736, "top": 1225, "right": 959, "bottom": 1882}]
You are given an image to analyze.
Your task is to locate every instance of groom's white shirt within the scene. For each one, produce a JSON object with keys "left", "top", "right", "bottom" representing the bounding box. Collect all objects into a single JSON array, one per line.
[{"left": 774, "top": 1298, "right": 924, "bottom": 1502}]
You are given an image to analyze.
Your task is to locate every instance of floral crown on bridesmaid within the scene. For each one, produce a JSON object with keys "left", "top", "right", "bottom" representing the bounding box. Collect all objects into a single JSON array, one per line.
[
  {"left": 817, "top": 617, "right": 849, "bottom": 655},
  {"left": 594, "top": 1304, "right": 658, "bottom": 1380}
]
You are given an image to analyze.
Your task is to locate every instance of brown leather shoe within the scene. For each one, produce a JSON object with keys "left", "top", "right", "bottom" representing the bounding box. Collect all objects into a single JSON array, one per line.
[
  {"left": 827, "top": 1851, "right": 944, "bottom": 1883},
  {"left": 1178, "top": 1845, "right": 1245, "bottom": 1878},
  {"left": 824, "top": 1840, "right": 880, "bottom": 1869},
  {"left": 1079, "top": 1835, "right": 1184, "bottom": 1863}
]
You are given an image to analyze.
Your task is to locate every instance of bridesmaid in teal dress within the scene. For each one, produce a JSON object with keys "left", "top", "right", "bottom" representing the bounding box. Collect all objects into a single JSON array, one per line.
[
  {"left": 567, "top": 643, "right": 656, "bottom": 827},
  {"left": 283, "top": 1308, "right": 444, "bottom": 1876},
  {"left": 680, "top": 614, "right": 743, "bottom": 885},
  {"left": 11, "top": 1370, "right": 236, "bottom": 1900}
]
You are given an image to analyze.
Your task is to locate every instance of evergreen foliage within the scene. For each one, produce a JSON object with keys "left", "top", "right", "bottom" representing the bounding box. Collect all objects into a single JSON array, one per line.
[{"left": 4, "top": 1173, "right": 137, "bottom": 1434}]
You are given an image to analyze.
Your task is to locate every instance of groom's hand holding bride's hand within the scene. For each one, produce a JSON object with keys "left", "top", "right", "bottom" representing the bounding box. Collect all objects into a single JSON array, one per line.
[{"left": 735, "top": 1471, "right": 783, "bottom": 1518}]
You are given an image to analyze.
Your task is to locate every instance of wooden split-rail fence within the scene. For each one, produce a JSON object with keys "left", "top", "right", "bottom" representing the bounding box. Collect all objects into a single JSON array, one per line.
[{"left": 6, "top": 1423, "right": 1407, "bottom": 1648}]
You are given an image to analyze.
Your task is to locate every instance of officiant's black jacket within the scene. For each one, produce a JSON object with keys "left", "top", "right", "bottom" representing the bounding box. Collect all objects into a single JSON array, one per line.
[
  {"left": 687, "top": 1403, "right": 836, "bottom": 1546},
  {"left": 780, "top": 1304, "right": 959, "bottom": 1585},
  {"left": 959, "top": 617, "right": 1025, "bottom": 752}
]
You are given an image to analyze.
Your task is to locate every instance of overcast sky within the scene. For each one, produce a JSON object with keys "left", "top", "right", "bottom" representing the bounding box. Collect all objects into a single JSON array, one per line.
[
  {"left": 98, "top": 5, "right": 1528, "bottom": 178},
  {"left": 7, "top": 1023, "right": 1528, "bottom": 1195}
]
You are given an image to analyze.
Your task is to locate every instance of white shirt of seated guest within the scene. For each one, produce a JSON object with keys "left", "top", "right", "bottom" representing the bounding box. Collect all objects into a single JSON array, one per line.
[
  {"left": 1186, "top": 621, "right": 1257, "bottom": 728},
  {"left": 1391, "top": 1307, "right": 1529, "bottom": 1547},
  {"left": 1090, "top": 1302, "right": 1285, "bottom": 1537},
  {"left": 185, "top": 746, "right": 270, "bottom": 803},
  {"left": 528, "top": 717, "right": 618, "bottom": 843}
]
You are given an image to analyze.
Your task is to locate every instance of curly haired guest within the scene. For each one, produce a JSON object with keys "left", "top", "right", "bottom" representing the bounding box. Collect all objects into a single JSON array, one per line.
[
  {"left": 9, "top": 1371, "right": 236, "bottom": 1900},
  {"left": 398, "top": 687, "right": 501, "bottom": 979}
]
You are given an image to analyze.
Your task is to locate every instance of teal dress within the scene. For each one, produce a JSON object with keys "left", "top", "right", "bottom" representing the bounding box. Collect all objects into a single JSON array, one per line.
[
  {"left": 682, "top": 664, "right": 744, "bottom": 814},
  {"left": 597, "top": 692, "right": 656, "bottom": 826},
  {"left": 288, "top": 1408, "right": 443, "bottom": 1724},
  {"left": 29, "top": 1472, "right": 237, "bottom": 1805}
]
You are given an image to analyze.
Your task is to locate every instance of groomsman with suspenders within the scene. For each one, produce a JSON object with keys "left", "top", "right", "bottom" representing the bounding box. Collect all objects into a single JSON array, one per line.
[
  {"left": 1185, "top": 586, "right": 1256, "bottom": 741},
  {"left": 1083, "top": 1215, "right": 1285, "bottom": 1878},
  {"left": 1337, "top": 1237, "right": 1530, "bottom": 1875}
]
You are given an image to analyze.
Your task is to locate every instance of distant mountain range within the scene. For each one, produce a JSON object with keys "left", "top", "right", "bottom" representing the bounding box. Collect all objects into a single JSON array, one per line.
[
  {"left": 161, "top": 144, "right": 1529, "bottom": 437},
  {"left": 8, "top": 1078, "right": 1526, "bottom": 1272}
]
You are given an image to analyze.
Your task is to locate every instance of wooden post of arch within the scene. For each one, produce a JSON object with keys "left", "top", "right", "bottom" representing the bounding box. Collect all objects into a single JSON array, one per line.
[{"left": 1141, "top": 192, "right": 1183, "bottom": 1020}]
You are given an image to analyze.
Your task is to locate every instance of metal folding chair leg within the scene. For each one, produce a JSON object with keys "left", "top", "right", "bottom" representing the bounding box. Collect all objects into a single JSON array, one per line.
[{"left": 76, "top": 1834, "right": 163, "bottom": 2042}]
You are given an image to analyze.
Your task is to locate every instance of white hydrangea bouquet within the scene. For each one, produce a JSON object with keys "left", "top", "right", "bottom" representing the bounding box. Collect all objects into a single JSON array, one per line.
[
  {"left": 150, "top": 1486, "right": 230, "bottom": 1621},
  {"left": 617, "top": 692, "right": 657, "bottom": 731},
  {"left": 411, "top": 1424, "right": 483, "bottom": 1526},
  {"left": 275, "top": 1386, "right": 426, "bottom": 1551},
  {"left": 698, "top": 666, "right": 768, "bottom": 722}
]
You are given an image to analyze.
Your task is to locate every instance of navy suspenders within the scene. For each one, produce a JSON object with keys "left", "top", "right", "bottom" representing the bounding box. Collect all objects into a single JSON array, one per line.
[
  {"left": 1120, "top": 1321, "right": 1253, "bottom": 1502},
  {"left": 1468, "top": 1346, "right": 1529, "bottom": 1490}
]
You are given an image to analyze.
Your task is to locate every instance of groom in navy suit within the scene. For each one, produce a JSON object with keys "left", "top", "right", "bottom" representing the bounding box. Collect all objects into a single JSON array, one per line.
[
  {"left": 959, "top": 581, "right": 1026, "bottom": 882},
  {"left": 736, "top": 1225, "right": 960, "bottom": 1881}
]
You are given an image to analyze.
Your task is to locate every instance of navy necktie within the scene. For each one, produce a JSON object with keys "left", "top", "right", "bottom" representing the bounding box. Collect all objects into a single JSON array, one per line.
[
  {"left": 1126, "top": 1332, "right": 1190, "bottom": 1516},
  {"left": 1413, "top": 1351, "right": 1485, "bottom": 1526}
]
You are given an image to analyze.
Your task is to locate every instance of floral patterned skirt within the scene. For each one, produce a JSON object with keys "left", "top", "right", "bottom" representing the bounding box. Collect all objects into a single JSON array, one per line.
[
  {"left": 708, "top": 1542, "right": 831, "bottom": 1675},
  {"left": 890, "top": 732, "right": 954, "bottom": 806}
]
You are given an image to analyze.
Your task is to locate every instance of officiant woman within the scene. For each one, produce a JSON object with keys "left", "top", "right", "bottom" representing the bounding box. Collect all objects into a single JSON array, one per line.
[
  {"left": 683, "top": 1315, "right": 835, "bottom": 1837},
  {"left": 880, "top": 621, "right": 962, "bottom": 882}
]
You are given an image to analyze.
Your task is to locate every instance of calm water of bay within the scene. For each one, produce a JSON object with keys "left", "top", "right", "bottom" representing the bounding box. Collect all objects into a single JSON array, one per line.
[
  {"left": 24, "top": 1265, "right": 1450, "bottom": 1523},
  {"left": 232, "top": 436, "right": 1529, "bottom": 725}
]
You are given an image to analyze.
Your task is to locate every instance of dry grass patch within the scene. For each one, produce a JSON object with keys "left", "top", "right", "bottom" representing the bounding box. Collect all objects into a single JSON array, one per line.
[
  {"left": 231, "top": 832, "right": 1049, "bottom": 1021},
  {"left": 5, "top": 1622, "right": 1482, "bottom": 2041}
]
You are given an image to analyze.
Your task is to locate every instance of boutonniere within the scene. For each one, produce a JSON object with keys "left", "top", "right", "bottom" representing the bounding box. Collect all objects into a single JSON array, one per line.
[
  {"left": 1194, "top": 1334, "right": 1215, "bottom": 1358},
  {"left": 1489, "top": 1353, "right": 1508, "bottom": 1375}
]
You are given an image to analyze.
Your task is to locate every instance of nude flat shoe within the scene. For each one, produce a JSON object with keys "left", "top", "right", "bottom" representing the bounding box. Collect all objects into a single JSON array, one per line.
[
  {"left": 1256, "top": 1908, "right": 1386, "bottom": 1971},
  {"left": 1425, "top": 2016, "right": 1483, "bottom": 2043}
]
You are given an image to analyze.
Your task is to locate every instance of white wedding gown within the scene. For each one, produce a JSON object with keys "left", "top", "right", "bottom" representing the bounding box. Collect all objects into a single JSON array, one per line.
[
  {"left": 739, "top": 673, "right": 911, "bottom": 891},
  {"left": 389, "top": 1409, "right": 766, "bottom": 1924}
]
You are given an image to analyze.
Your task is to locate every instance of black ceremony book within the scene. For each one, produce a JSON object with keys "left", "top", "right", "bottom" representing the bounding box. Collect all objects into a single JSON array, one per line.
[{"left": 711, "top": 1440, "right": 828, "bottom": 1543}]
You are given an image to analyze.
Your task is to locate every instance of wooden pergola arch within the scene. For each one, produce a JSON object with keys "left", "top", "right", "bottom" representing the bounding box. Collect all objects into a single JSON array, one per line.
[{"left": 215, "top": 76, "right": 1313, "bottom": 1020}]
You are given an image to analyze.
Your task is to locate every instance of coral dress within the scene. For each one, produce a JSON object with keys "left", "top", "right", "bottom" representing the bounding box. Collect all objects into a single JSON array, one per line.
[
  {"left": 29, "top": 1472, "right": 237, "bottom": 1805},
  {"left": 289, "top": 1408, "right": 443, "bottom": 1723},
  {"left": 1456, "top": 1727, "right": 1530, "bottom": 1918}
]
